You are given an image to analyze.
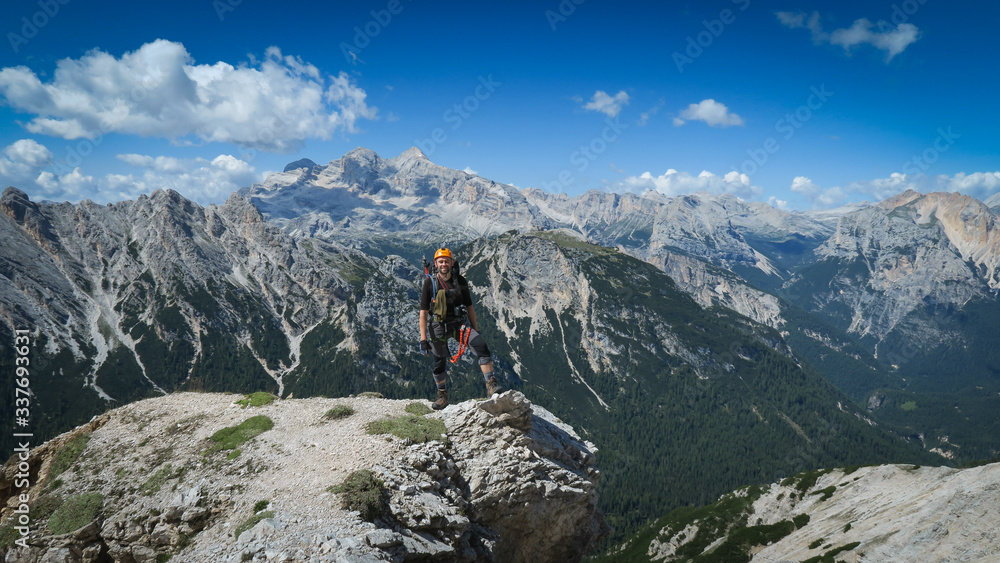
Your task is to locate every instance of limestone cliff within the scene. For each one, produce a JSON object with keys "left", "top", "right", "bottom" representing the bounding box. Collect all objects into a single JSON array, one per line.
[{"left": 629, "top": 462, "right": 1000, "bottom": 562}]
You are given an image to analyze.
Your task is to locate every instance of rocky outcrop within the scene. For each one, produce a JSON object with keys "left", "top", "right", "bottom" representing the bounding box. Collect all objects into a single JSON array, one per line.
[
  {"left": 1, "top": 391, "right": 607, "bottom": 562},
  {"left": 441, "top": 392, "right": 608, "bottom": 562}
]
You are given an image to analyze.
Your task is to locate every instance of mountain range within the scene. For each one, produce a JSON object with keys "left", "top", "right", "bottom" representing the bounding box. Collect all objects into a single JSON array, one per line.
[{"left": 3, "top": 147, "right": 1000, "bottom": 548}]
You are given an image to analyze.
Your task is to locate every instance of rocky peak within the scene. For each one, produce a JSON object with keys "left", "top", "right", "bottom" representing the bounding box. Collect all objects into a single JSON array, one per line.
[
  {"left": 343, "top": 146, "right": 380, "bottom": 162},
  {"left": 243, "top": 148, "right": 558, "bottom": 242},
  {"left": 877, "top": 188, "right": 924, "bottom": 210},
  {"left": 0, "top": 186, "right": 56, "bottom": 249},
  {"left": 1, "top": 390, "right": 607, "bottom": 562},
  {"left": 219, "top": 192, "right": 266, "bottom": 225},
  {"left": 396, "top": 146, "right": 428, "bottom": 161},
  {"left": 897, "top": 191, "right": 1000, "bottom": 286},
  {"left": 282, "top": 158, "right": 317, "bottom": 173},
  {"left": 1, "top": 187, "right": 35, "bottom": 222}
]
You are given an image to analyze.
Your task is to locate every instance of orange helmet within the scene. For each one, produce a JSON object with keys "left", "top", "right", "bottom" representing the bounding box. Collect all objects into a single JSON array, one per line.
[{"left": 434, "top": 248, "right": 453, "bottom": 261}]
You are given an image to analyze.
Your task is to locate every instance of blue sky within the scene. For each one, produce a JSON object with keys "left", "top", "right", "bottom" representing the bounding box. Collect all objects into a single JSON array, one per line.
[{"left": 0, "top": 0, "right": 997, "bottom": 210}]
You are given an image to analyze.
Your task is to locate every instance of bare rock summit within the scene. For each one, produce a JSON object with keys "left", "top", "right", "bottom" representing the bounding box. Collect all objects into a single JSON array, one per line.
[{"left": 1, "top": 390, "right": 607, "bottom": 562}]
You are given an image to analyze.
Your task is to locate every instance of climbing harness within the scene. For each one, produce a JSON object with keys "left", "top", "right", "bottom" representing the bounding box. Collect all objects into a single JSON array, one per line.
[{"left": 450, "top": 325, "right": 471, "bottom": 364}]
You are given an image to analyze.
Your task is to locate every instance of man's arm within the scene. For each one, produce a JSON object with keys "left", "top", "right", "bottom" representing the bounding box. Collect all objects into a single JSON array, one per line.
[{"left": 419, "top": 310, "right": 428, "bottom": 341}]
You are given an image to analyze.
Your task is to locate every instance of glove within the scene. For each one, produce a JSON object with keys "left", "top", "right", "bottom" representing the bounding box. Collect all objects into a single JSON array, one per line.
[{"left": 420, "top": 340, "right": 431, "bottom": 355}]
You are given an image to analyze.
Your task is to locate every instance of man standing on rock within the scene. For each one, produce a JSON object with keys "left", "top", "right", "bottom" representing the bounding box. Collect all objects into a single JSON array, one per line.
[{"left": 419, "top": 247, "right": 502, "bottom": 409}]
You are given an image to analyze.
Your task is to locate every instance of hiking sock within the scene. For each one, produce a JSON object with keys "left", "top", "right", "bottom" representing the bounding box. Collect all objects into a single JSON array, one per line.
[{"left": 481, "top": 370, "right": 494, "bottom": 383}]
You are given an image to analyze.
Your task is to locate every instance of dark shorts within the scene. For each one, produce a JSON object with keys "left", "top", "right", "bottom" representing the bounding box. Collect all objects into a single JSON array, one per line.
[{"left": 429, "top": 321, "right": 492, "bottom": 377}]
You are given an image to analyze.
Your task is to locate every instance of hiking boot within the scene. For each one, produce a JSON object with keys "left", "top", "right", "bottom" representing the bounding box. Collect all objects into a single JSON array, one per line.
[
  {"left": 432, "top": 389, "right": 449, "bottom": 410},
  {"left": 485, "top": 377, "right": 503, "bottom": 396}
]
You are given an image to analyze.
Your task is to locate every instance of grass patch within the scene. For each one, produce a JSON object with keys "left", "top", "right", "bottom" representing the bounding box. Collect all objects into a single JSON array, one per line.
[
  {"left": 533, "top": 230, "right": 616, "bottom": 255},
  {"left": 899, "top": 401, "right": 917, "bottom": 411},
  {"left": 793, "top": 514, "right": 810, "bottom": 528},
  {"left": 140, "top": 464, "right": 180, "bottom": 496},
  {"left": 234, "top": 510, "right": 274, "bottom": 540},
  {"left": 357, "top": 391, "right": 384, "bottom": 399},
  {"left": 843, "top": 522, "right": 852, "bottom": 533},
  {"left": 328, "top": 470, "right": 385, "bottom": 522},
  {"left": 149, "top": 446, "right": 175, "bottom": 468},
  {"left": 236, "top": 392, "right": 278, "bottom": 409},
  {"left": 48, "top": 492, "right": 103, "bottom": 535},
  {"left": 31, "top": 495, "right": 63, "bottom": 522},
  {"left": 693, "top": 520, "right": 796, "bottom": 563},
  {"left": 48, "top": 433, "right": 91, "bottom": 482},
  {"left": 253, "top": 500, "right": 270, "bottom": 512},
  {"left": 0, "top": 525, "right": 20, "bottom": 551},
  {"left": 207, "top": 415, "right": 274, "bottom": 453},
  {"left": 802, "top": 541, "right": 861, "bottom": 563},
  {"left": 323, "top": 405, "right": 354, "bottom": 420},
  {"left": 404, "top": 402, "right": 433, "bottom": 416},
  {"left": 808, "top": 538, "right": 825, "bottom": 549},
  {"left": 166, "top": 414, "right": 209, "bottom": 436},
  {"left": 599, "top": 485, "right": 768, "bottom": 562},
  {"left": 811, "top": 486, "right": 836, "bottom": 501},
  {"left": 365, "top": 415, "right": 448, "bottom": 444},
  {"left": 784, "top": 468, "right": 832, "bottom": 497}
]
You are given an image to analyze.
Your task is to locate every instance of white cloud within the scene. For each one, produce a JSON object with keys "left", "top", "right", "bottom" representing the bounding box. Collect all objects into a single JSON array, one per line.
[
  {"left": 463, "top": 167, "right": 478, "bottom": 176},
  {"left": 110, "top": 152, "right": 259, "bottom": 203},
  {"left": 844, "top": 173, "right": 918, "bottom": 201},
  {"left": 776, "top": 11, "right": 826, "bottom": 42},
  {"left": 582, "top": 90, "right": 629, "bottom": 118},
  {"left": 767, "top": 196, "right": 789, "bottom": 210},
  {"left": 618, "top": 169, "right": 761, "bottom": 199},
  {"left": 638, "top": 99, "right": 664, "bottom": 127},
  {"left": 790, "top": 176, "right": 848, "bottom": 208},
  {"left": 0, "top": 139, "right": 55, "bottom": 190},
  {"left": 845, "top": 171, "right": 1000, "bottom": 203},
  {"left": 830, "top": 19, "right": 920, "bottom": 61},
  {"left": 937, "top": 172, "right": 1000, "bottom": 201},
  {"left": 0, "top": 40, "right": 377, "bottom": 151},
  {"left": 5, "top": 139, "right": 54, "bottom": 167},
  {"left": 673, "top": 99, "right": 744, "bottom": 128},
  {"left": 790, "top": 171, "right": 1000, "bottom": 209},
  {"left": 0, "top": 138, "right": 258, "bottom": 204},
  {"left": 777, "top": 11, "right": 920, "bottom": 62}
]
